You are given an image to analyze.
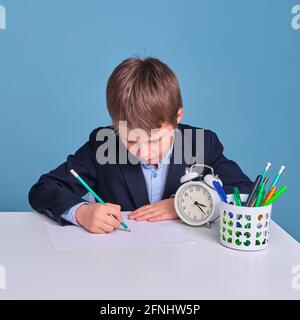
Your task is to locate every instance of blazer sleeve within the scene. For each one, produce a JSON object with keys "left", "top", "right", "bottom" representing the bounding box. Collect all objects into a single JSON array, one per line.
[
  {"left": 28, "top": 128, "right": 99, "bottom": 225},
  {"left": 205, "top": 130, "right": 253, "bottom": 195}
]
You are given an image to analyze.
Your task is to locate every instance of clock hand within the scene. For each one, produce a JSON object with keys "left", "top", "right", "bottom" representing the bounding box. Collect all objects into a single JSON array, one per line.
[
  {"left": 194, "top": 202, "right": 207, "bottom": 215},
  {"left": 189, "top": 197, "right": 207, "bottom": 214},
  {"left": 189, "top": 197, "right": 207, "bottom": 208},
  {"left": 195, "top": 201, "right": 207, "bottom": 208}
]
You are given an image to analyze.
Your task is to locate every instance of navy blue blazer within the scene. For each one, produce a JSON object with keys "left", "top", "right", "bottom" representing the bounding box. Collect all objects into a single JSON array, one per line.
[{"left": 28, "top": 124, "right": 253, "bottom": 225}]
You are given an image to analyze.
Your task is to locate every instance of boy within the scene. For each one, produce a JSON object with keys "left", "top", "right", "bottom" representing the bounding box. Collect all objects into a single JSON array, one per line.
[{"left": 28, "top": 57, "right": 253, "bottom": 234}]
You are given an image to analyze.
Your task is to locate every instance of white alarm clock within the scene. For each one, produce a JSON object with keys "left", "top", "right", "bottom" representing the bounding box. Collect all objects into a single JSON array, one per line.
[{"left": 174, "top": 164, "right": 223, "bottom": 226}]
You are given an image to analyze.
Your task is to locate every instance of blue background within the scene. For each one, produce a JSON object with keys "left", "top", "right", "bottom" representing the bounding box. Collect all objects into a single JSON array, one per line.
[{"left": 0, "top": 0, "right": 299, "bottom": 241}]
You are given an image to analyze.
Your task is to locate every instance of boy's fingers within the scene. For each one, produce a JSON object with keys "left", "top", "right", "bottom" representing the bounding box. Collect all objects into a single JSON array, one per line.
[
  {"left": 148, "top": 215, "right": 164, "bottom": 222},
  {"left": 148, "top": 213, "right": 171, "bottom": 222},
  {"left": 110, "top": 211, "right": 123, "bottom": 222},
  {"left": 101, "top": 222, "right": 115, "bottom": 233},
  {"left": 105, "top": 207, "right": 123, "bottom": 222},
  {"left": 136, "top": 212, "right": 160, "bottom": 221},
  {"left": 89, "top": 226, "right": 107, "bottom": 234},
  {"left": 104, "top": 214, "right": 121, "bottom": 229},
  {"left": 105, "top": 203, "right": 122, "bottom": 222},
  {"left": 129, "top": 206, "right": 154, "bottom": 218},
  {"left": 106, "top": 202, "right": 121, "bottom": 210},
  {"left": 131, "top": 209, "right": 155, "bottom": 220},
  {"left": 130, "top": 204, "right": 153, "bottom": 216},
  {"left": 135, "top": 209, "right": 162, "bottom": 220}
]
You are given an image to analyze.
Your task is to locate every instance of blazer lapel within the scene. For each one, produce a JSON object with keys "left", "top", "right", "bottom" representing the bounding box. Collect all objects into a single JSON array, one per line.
[
  {"left": 162, "top": 127, "right": 187, "bottom": 199},
  {"left": 117, "top": 139, "right": 150, "bottom": 209},
  {"left": 119, "top": 162, "right": 150, "bottom": 208}
]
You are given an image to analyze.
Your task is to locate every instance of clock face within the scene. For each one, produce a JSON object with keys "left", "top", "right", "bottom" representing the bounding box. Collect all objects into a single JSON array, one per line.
[{"left": 177, "top": 183, "right": 214, "bottom": 224}]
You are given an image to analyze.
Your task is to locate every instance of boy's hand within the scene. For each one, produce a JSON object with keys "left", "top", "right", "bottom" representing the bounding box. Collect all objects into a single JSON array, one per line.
[
  {"left": 75, "top": 202, "right": 122, "bottom": 234},
  {"left": 128, "top": 198, "right": 178, "bottom": 222}
]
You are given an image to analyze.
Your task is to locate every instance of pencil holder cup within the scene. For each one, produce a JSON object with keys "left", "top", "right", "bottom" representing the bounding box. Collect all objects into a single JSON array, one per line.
[{"left": 219, "top": 194, "right": 272, "bottom": 251}]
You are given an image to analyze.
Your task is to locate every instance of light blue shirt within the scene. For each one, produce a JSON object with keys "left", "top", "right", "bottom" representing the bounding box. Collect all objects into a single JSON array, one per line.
[{"left": 61, "top": 144, "right": 174, "bottom": 226}]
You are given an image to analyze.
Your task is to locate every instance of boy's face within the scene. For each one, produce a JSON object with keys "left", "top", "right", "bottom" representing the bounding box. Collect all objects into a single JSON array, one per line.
[{"left": 118, "top": 122, "right": 175, "bottom": 165}]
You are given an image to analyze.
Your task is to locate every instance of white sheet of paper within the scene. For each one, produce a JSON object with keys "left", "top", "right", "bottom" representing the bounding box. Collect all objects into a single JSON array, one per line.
[{"left": 44, "top": 212, "right": 197, "bottom": 250}]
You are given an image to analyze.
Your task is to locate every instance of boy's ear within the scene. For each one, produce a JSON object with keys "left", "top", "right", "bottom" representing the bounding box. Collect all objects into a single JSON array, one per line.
[{"left": 177, "top": 107, "right": 184, "bottom": 124}]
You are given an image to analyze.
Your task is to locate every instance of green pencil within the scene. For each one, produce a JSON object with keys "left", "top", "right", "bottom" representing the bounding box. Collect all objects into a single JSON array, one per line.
[
  {"left": 264, "top": 186, "right": 287, "bottom": 206},
  {"left": 233, "top": 186, "right": 242, "bottom": 206},
  {"left": 70, "top": 169, "right": 130, "bottom": 231}
]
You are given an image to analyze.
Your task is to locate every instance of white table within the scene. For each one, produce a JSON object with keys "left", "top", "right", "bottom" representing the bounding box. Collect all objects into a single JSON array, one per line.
[{"left": 0, "top": 212, "right": 299, "bottom": 300}]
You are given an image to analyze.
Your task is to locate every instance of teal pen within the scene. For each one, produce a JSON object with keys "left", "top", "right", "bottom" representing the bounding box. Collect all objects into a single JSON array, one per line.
[
  {"left": 70, "top": 169, "right": 130, "bottom": 232},
  {"left": 269, "top": 165, "right": 285, "bottom": 190},
  {"left": 260, "top": 162, "right": 271, "bottom": 185}
]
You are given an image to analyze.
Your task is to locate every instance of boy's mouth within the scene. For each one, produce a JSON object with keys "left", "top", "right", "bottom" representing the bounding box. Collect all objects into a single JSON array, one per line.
[
  {"left": 147, "top": 160, "right": 158, "bottom": 165},
  {"left": 140, "top": 157, "right": 160, "bottom": 165}
]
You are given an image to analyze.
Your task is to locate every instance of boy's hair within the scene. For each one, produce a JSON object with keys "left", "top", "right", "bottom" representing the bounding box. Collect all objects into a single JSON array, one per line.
[{"left": 106, "top": 57, "right": 182, "bottom": 132}]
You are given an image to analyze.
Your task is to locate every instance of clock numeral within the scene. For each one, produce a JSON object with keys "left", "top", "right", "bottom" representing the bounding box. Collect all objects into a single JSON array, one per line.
[{"left": 196, "top": 186, "right": 200, "bottom": 191}]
